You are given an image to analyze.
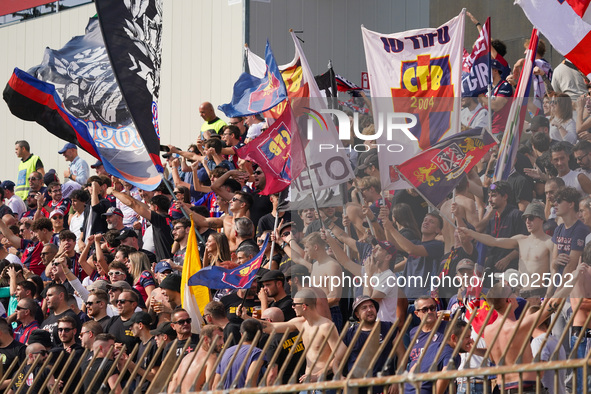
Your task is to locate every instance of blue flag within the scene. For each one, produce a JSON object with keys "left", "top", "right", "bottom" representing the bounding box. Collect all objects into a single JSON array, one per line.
[
  {"left": 218, "top": 41, "right": 287, "bottom": 118},
  {"left": 189, "top": 235, "right": 270, "bottom": 289}
]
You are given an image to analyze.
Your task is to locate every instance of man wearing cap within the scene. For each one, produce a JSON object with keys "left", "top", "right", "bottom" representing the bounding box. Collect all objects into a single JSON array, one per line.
[
  {"left": 14, "top": 140, "right": 44, "bottom": 200},
  {"left": 489, "top": 58, "right": 513, "bottom": 135},
  {"left": 59, "top": 142, "right": 89, "bottom": 186},
  {"left": 356, "top": 149, "right": 380, "bottom": 180},
  {"left": 259, "top": 270, "right": 295, "bottom": 321},
  {"left": 151, "top": 321, "right": 176, "bottom": 351},
  {"left": 527, "top": 115, "right": 552, "bottom": 140},
  {"left": 106, "top": 280, "right": 136, "bottom": 316},
  {"left": 1, "top": 181, "right": 25, "bottom": 219},
  {"left": 90, "top": 160, "right": 107, "bottom": 176},
  {"left": 460, "top": 96, "right": 489, "bottom": 130},
  {"left": 103, "top": 207, "right": 126, "bottom": 232},
  {"left": 116, "top": 228, "right": 157, "bottom": 264},
  {"left": 334, "top": 296, "right": 405, "bottom": 389},
  {"left": 0, "top": 187, "right": 14, "bottom": 219},
  {"left": 119, "top": 311, "right": 160, "bottom": 390},
  {"left": 105, "top": 289, "right": 140, "bottom": 352},
  {"left": 460, "top": 202, "right": 553, "bottom": 298},
  {"left": 86, "top": 289, "right": 112, "bottom": 330}
]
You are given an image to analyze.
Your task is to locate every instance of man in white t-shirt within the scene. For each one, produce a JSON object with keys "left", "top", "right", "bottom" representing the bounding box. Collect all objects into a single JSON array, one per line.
[{"left": 1, "top": 181, "right": 26, "bottom": 219}]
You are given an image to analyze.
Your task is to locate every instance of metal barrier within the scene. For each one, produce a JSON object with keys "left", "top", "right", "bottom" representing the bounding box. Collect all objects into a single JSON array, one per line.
[{"left": 7, "top": 300, "right": 591, "bottom": 393}]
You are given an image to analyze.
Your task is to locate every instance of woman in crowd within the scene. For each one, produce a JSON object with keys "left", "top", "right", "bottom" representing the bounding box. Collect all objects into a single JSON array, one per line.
[
  {"left": 128, "top": 251, "right": 156, "bottom": 302},
  {"left": 549, "top": 92, "right": 577, "bottom": 143},
  {"left": 203, "top": 232, "right": 231, "bottom": 268}
]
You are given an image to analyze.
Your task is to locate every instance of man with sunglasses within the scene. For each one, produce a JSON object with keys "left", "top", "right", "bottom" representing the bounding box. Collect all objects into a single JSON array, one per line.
[
  {"left": 86, "top": 290, "right": 111, "bottom": 331},
  {"left": 574, "top": 140, "right": 591, "bottom": 177},
  {"left": 8, "top": 342, "right": 55, "bottom": 394},
  {"left": 168, "top": 308, "right": 200, "bottom": 357},
  {"left": 105, "top": 289, "right": 140, "bottom": 352},
  {"left": 13, "top": 298, "right": 39, "bottom": 344},
  {"left": 55, "top": 316, "right": 84, "bottom": 368},
  {"left": 407, "top": 296, "right": 447, "bottom": 371}
]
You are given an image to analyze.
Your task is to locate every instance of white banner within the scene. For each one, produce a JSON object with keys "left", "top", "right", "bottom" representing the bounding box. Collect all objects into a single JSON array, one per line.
[{"left": 362, "top": 10, "right": 465, "bottom": 190}]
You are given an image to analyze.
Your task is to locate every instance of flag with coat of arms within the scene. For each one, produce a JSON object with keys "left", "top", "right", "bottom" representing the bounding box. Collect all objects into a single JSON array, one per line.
[{"left": 219, "top": 41, "right": 287, "bottom": 118}]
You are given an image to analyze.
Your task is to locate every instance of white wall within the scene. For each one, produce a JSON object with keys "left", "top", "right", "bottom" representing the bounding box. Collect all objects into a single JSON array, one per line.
[{"left": 0, "top": 0, "right": 243, "bottom": 183}]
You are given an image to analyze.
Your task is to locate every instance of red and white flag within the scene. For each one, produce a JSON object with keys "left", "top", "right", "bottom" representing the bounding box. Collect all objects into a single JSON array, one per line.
[{"left": 516, "top": 0, "right": 591, "bottom": 78}]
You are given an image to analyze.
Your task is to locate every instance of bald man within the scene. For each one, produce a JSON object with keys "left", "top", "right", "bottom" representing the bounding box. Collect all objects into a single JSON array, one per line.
[{"left": 199, "top": 102, "right": 226, "bottom": 137}]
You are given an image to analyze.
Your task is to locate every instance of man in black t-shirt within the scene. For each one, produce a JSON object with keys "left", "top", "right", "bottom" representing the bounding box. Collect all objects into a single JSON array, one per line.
[
  {"left": 121, "top": 312, "right": 161, "bottom": 392},
  {"left": 106, "top": 290, "right": 140, "bottom": 352},
  {"left": 113, "top": 190, "right": 173, "bottom": 261},
  {"left": 258, "top": 270, "right": 295, "bottom": 321},
  {"left": 40, "top": 283, "right": 81, "bottom": 346},
  {"left": 168, "top": 309, "right": 199, "bottom": 357},
  {"left": 0, "top": 318, "right": 26, "bottom": 372},
  {"left": 9, "top": 343, "right": 54, "bottom": 393},
  {"left": 81, "top": 333, "right": 116, "bottom": 394}
]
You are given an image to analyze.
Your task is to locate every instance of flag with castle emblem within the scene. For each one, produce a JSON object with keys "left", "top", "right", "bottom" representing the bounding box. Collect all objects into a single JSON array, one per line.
[
  {"left": 362, "top": 11, "right": 465, "bottom": 190},
  {"left": 396, "top": 127, "right": 497, "bottom": 207},
  {"left": 219, "top": 41, "right": 287, "bottom": 118},
  {"left": 189, "top": 235, "right": 269, "bottom": 289}
]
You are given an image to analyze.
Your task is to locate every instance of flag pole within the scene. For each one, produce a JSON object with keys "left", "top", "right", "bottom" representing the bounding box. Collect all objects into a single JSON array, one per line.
[
  {"left": 160, "top": 174, "right": 206, "bottom": 246},
  {"left": 267, "top": 206, "right": 281, "bottom": 269},
  {"left": 393, "top": 166, "right": 457, "bottom": 229}
]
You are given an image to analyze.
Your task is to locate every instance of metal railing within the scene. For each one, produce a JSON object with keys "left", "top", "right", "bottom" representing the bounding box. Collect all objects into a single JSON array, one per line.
[{"left": 4, "top": 300, "right": 591, "bottom": 393}]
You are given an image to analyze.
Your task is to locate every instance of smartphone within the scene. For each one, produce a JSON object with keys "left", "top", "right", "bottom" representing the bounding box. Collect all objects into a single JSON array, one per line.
[{"left": 159, "top": 145, "right": 170, "bottom": 152}]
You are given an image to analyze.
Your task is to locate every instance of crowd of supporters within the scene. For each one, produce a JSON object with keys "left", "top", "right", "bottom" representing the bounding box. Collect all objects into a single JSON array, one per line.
[{"left": 1, "top": 25, "right": 591, "bottom": 393}]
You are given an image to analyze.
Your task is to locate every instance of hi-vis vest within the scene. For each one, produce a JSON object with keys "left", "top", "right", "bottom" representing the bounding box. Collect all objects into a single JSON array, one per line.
[{"left": 15, "top": 155, "right": 40, "bottom": 199}]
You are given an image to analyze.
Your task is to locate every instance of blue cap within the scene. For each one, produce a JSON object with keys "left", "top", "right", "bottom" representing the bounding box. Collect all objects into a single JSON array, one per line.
[
  {"left": 91, "top": 160, "right": 103, "bottom": 168},
  {"left": 0, "top": 180, "right": 15, "bottom": 191},
  {"left": 58, "top": 143, "right": 77, "bottom": 154},
  {"left": 155, "top": 261, "right": 172, "bottom": 273}
]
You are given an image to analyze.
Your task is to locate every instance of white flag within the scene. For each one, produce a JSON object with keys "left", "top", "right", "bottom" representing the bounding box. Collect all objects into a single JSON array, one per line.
[{"left": 362, "top": 11, "right": 465, "bottom": 190}]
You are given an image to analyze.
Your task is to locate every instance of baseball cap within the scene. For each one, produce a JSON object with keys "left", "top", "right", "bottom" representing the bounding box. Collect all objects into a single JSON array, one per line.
[
  {"left": 150, "top": 321, "right": 177, "bottom": 338},
  {"left": 0, "top": 180, "right": 15, "bottom": 191},
  {"left": 43, "top": 170, "right": 59, "bottom": 185},
  {"left": 102, "top": 207, "right": 124, "bottom": 218},
  {"left": 159, "top": 274, "right": 181, "bottom": 292},
  {"left": 527, "top": 115, "right": 550, "bottom": 132},
  {"left": 58, "top": 143, "right": 77, "bottom": 154},
  {"left": 278, "top": 221, "right": 294, "bottom": 234},
  {"left": 260, "top": 270, "right": 285, "bottom": 283},
  {"left": 49, "top": 209, "right": 65, "bottom": 219},
  {"left": 123, "top": 311, "right": 153, "bottom": 327},
  {"left": 357, "top": 151, "right": 379, "bottom": 171},
  {"left": 522, "top": 202, "right": 546, "bottom": 221},
  {"left": 90, "top": 160, "right": 103, "bottom": 169},
  {"left": 116, "top": 228, "right": 138, "bottom": 240},
  {"left": 106, "top": 281, "right": 132, "bottom": 291},
  {"left": 155, "top": 261, "right": 173, "bottom": 273},
  {"left": 87, "top": 279, "right": 109, "bottom": 292},
  {"left": 284, "top": 264, "right": 309, "bottom": 279},
  {"left": 491, "top": 59, "right": 504, "bottom": 71},
  {"left": 456, "top": 258, "right": 475, "bottom": 272},
  {"left": 351, "top": 295, "right": 379, "bottom": 319}
]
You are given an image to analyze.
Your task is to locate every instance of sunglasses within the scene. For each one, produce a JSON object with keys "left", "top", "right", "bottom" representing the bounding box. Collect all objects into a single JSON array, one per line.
[
  {"left": 172, "top": 318, "right": 192, "bottom": 325},
  {"left": 52, "top": 262, "right": 60, "bottom": 267},
  {"left": 292, "top": 302, "right": 306, "bottom": 308},
  {"left": 51, "top": 216, "right": 63, "bottom": 220},
  {"left": 16, "top": 306, "right": 28, "bottom": 311},
  {"left": 108, "top": 271, "right": 124, "bottom": 277},
  {"left": 281, "top": 231, "right": 291, "bottom": 237},
  {"left": 31, "top": 350, "right": 49, "bottom": 356},
  {"left": 254, "top": 171, "right": 263, "bottom": 175},
  {"left": 85, "top": 301, "right": 101, "bottom": 307},
  {"left": 58, "top": 327, "right": 74, "bottom": 333},
  {"left": 231, "top": 197, "right": 244, "bottom": 203},
  {"left": 116, "top": 299, "right": 133, "bottom": 304},
  {"left": 28, "top": 177, "right": 40, "bottom": 181},
  {"left": 416, "top": 305, "right": 437, "bottom": 313}
]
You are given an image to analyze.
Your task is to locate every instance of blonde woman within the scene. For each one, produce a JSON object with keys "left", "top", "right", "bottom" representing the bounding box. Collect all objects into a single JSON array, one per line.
[
  {"left": 128, "top": 251, "right": 156, "bottom": 302},
  {"left": 203, "top": 233, "right": 231, "bottom": 267}
]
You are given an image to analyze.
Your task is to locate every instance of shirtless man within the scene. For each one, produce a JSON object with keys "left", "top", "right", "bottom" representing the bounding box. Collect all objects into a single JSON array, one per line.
[
  {"left": 459, "top": 202, "right": 553, "bottom": 299},
  {"left": 167, "top": 325, "right": 224, "bottom": 393},
  {"left": 484, "top": 283, "right": 565, "bottom": 392},
  {"left": 181, "top": 191, "right": 252, "bottom": 251},
  {"left": 241, "top": 288, "right": 342, "bottom": 383},
  {"left": 293, "top": 232, "right": 343, "bottom": 330},
  {"left": 570, "top": 245, "right": 591, "bottom": 393},
  {"left": 440, "top": 177, "right": 480, "bottom": 253}
]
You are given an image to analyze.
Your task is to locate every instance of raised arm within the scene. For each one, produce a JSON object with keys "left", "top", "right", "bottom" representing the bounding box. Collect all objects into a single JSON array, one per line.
[
  {"left": 211, "top": 170, "right": 248, "bottom": 202},
  {"left": 457, "top": 227, "right": 519, "bottom": 250},
  {"left": 321, "top": 230, "right": 362, "bottom": 277},
  {"left": 112, "top": 189, "right": 152, "bottom": 221},
  {"left": 0, "top": 219, "right": 22, "bottom": 249}
]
